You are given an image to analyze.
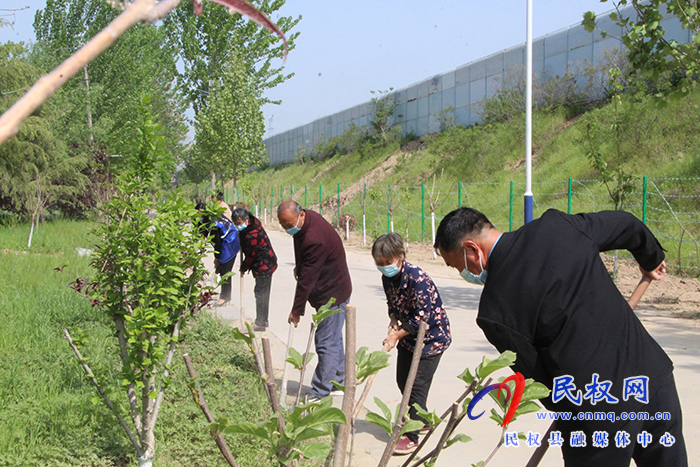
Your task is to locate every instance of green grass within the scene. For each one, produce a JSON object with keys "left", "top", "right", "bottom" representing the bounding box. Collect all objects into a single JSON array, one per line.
[{"left": 0, "top": 220, "right": 275, "bottom": 467}]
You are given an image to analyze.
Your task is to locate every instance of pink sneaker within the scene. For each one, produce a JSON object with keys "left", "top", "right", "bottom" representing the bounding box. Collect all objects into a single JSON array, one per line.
[{"left": 393, "top": 435, "right": 418, "bottom": 456}]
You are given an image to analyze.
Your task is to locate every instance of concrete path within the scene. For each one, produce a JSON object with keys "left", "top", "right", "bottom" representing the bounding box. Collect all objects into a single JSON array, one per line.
[{"left": 212, "top": 228, "right": 700, "bottom": 466}]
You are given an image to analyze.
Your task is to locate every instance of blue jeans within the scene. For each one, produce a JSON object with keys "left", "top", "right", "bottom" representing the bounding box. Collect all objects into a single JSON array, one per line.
[{"left": 309, "top": 299, "right": 348, "bottom": 398}]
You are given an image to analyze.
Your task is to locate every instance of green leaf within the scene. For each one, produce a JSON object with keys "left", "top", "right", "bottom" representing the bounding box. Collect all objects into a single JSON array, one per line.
[
  {"left": 147, "top": 391, "right": 158, "bottom": 399},
  {"left": 514, "top": 400, "right": 543, "bottom": 418},
  {"left": 297, "top": 442, "right": 333, "bottom": 461},
  {"left": 374, "top": 397, "right": 392, "bottom": 422},
  {"left": 400, "top": 420, "right": 425, "bottom": 436},
  {"left": 365, "top": 412, "right": 392, "bottom": 436},
  {"left": 330, "top": 380, "right": 345, "bottom": 392},
  {"left": 472, "top": 461, "right": 485, "bottom": 467},
  {"left": 475, "top": 350, "right": 516, "bottom": 379},
  {"left": 223, "top": 421, "right": 269, "bottom": 440},
  {"left": 312, "top": 297, "right": 339, "bottom": 325},
  {"left": 231, "top": 327, "right": 252, "bottom": 346},
  {"left": 285, "top": 347, "right": 305, "bottom": 370},
  {"left": 412, "top": 404, "right": 443, "bottom": 428},
  {"left": 446, "top": 433, "right": 472, "bottom": 448},
  {"left": 521, "top": 380, "right": 550, "bottom": 402},
  {"left": 518, "top": 432, "right": 527, "bottom": 440},
  {"left": 295, "top": 407, "right": 346, "bottom": 430}
]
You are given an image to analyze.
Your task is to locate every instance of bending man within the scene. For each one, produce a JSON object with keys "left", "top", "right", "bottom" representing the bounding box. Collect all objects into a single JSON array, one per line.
[
  {"left": 278, "top": 200, "right": 352, "bottom": 401},
  {"left": 435, "top": 208, "right": 686, "bottom": 467}
]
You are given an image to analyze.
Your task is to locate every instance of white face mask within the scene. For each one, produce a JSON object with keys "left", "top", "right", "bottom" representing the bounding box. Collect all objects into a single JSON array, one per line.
[{"left": 460, "top": 247, "right": 487, "bottom": 286}]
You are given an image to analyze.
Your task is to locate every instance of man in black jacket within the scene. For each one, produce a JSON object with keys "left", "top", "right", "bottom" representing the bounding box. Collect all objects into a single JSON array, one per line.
[
  {"left": 435, "top": 208, "right": 686, "bottom": 467},
  {"left": 278, "top": 200, "right": 352, "bottom": 400}
]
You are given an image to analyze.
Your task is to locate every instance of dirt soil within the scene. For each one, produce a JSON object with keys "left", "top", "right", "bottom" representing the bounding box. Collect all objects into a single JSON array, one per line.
[{"left": 336, "top": 229, "right": 700, "bottom": 320}]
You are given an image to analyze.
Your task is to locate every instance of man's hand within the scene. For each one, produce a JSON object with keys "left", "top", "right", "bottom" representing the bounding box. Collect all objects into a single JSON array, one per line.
[
  {"left": 214, "top": 258, "right": 220, "bottom": 267},
  {"left": 641, "top": 260, "right": 667, "bottom": 281},
  {"left": 288, "top": 312, "right": 301, "bottom": 327}
]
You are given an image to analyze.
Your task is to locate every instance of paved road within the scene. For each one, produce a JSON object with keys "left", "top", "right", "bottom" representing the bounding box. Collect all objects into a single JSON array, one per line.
[{"left": 212, "top": 227, "right": 700, "bottom": 466}]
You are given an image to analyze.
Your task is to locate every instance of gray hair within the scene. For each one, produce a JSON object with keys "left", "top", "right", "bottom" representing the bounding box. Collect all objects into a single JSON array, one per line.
[
  {"left": 277, "top": 200, "right": 302, "bottom": 217},
  {"left": 372, "top": 233, "right": 406, "bottom": 261}
]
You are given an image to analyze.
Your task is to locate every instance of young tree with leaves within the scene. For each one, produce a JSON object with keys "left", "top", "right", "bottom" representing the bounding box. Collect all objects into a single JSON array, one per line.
[
  {"left": 583, "top": 0, "right": 700, "bottom": 101},
  {"left": 193, "top": 52, "right": 266, "bottom": 190}
]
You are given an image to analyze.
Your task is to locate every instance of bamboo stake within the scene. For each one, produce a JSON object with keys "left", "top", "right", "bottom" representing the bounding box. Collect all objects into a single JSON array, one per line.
[
  {"left": 377, "top": 321, "right": 427, "bottom": 467},
  {"left": 183, "top": 354, "right": 239, "bottom": 467},
  {"left": 332, "top": 305, "right": 356, "bottom": 467},
  {"left": 279, "top": 322, "right": 295, "bottom": 407},
  {"left": 261, "top": 337, "right": 284, "bottom": 432},
  {"left": 294, "top": 322, "right": 316, "bottom": 407}
]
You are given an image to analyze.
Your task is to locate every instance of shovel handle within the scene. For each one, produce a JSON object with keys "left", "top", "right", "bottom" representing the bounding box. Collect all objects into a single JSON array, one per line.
[{"left": 628, "top": 275, "right": 652, "bottom": 310}]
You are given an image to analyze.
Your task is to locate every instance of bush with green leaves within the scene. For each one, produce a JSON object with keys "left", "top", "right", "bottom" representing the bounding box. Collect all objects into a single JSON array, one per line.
[{"left": 220, "top": 397, "right": 347, "bottom": 466}]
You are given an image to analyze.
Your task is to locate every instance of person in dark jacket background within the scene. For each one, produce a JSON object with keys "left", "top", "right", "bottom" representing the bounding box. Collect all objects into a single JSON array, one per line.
[
  {"left": 435, "top": 208, "right": 686, "bottom": 467},
  {"left": 231, "top": 208, "right": 277, "bottom": 331},
  {"left": 277, "top": 200, "right": 352, "bottom": 400},
  {"left": 212, "top": 214, "right": 240, "bottom": 306}
]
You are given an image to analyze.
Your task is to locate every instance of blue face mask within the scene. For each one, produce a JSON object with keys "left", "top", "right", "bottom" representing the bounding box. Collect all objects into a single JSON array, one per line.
[
  {"left": 285, "top": 214, "right": 302, "bottom": 236},
  {"left": 460, "top": 247, "right": 487, "bottom": 286},
  {"left": 377, "top": 261, "right": 401, "bottom": 278},
  {"left": 235, "top": 223, "right": 247, "bottom": 232}
]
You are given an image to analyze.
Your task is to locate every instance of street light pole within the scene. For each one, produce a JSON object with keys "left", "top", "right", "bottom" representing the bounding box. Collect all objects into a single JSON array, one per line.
[{"left": 524, "top": 0, "right": 534, "bottom": 224}]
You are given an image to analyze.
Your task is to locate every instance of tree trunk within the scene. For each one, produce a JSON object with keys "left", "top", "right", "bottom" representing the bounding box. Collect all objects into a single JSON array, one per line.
[
  {"left": 27, "top": 214, "right": 35, "bottom": 249},
  {"left": 83, "top": 63, "right": 94, "bottom": 141},
  {"left": 210, "top": 172, "right": 216, "bottom": 191}
]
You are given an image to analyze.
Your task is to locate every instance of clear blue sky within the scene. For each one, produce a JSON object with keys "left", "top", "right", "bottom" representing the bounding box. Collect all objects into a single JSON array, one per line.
[{"left": 1, "top": 0, "right": 614, "bottom": 137}]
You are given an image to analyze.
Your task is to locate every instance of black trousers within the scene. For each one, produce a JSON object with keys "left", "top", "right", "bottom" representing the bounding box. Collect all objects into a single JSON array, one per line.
[
  {"left": 396, "top": 346, "right": 443, "bottom": 443},
  {"left": 253, "top": 273, "right": 273, "bottom": 326},
  {"left": 216, "top": 256, "right": 235, "bottom": 302},
  {"left": 560, "top": 374, "right": 687, "bottom": 467}
]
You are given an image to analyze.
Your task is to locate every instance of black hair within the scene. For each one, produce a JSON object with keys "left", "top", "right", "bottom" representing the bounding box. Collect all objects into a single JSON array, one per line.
[
  {"left": 231, "top": 207, "right": 250, "bottom": 223},
  {"left": 434, "top": 207, "right": 493, "bottom": 253},
  {"left": 371, "top": 233, "right": 405, "bottom": 261},
  {"left": 215, "top": 191, "right": 224, "bottom": 201}
]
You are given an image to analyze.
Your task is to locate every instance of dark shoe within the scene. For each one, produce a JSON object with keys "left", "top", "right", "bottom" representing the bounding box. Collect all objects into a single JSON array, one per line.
[
  {"left": 393, "top": 435, "right": 418, "bottom": 456},
  {"left": 253, "top": 324, "right": 266, "bottom": 332},
  {"left": 214, "top": 299, "right": 229, "bottom": 307}
]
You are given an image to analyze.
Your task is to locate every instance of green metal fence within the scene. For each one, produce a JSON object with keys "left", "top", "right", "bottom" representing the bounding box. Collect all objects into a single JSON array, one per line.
[{"left": 189, "top": 177, "right": 700, "bottom": 277}]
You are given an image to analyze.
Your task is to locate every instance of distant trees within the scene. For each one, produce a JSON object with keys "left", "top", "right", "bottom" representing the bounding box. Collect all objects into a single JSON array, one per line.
[
  {"left": 191, "top": 53, "right": 266, "bottom": 191},
  {"left": 164, "top": 0, "right": 300, "bottom": 184},
  {"left": 33, "top": 0, "right": 187, "bottom": 197},
  {"left": 0, "top": 42, "right": 87, "bottom": 246}
]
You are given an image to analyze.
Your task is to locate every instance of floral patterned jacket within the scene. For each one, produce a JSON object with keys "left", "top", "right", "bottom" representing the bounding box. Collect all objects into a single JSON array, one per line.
[{"left": 381, "top": 261, "right": 451, "bottom": 356}]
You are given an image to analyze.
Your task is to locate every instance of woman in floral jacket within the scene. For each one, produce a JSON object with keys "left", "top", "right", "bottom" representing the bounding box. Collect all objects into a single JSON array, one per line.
[{"left": 372, "top": 232, "right": 451, "bottom": 456}]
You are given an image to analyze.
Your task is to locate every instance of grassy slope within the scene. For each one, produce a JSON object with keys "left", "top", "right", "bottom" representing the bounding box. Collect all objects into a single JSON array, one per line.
[
  {"left": 244, "top": 91, "right": 700, "bottom": 268},
  {"left": 0, "top": 221, "right": 273, "bottom": 467}
]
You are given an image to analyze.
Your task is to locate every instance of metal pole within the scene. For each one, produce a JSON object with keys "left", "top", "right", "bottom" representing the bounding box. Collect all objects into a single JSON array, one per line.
[
  {"left": 524, "top": 0, "right": 534, "bottom": 223},
  {"left": 567, "top": 178, "right": 572, "bottom": 214},
  {"left": 363, "top": 183, "right": 367, "bottom": 246},
  {"left": 291, "top": 184, "right": 294, "bottom": 200},
  {"left": 337, "top": 182, "right": 341, "bottom": 228},
  {"left": 319, "top": 184, "right": 323, "bottom": 215},
  {"left": 458, "top": 181, "right": 462, "bottom": 208},
  {"left": 421, "top": 184, "right": 425, "bottom": 242},
  {"left": 304, "top": 185, "right": 308, "bottom": 208},
  {"left": 279, "top": 185, "right": 283, "bottom": 203},
  {"left": 387, "top": 184, "right": 391, "bottom": 233},
  {"left": 509, "top": 181, "right": 514, "bottom": 232},
  {"left": 642, "top": 176, "right": 648, "bottom": 224}
]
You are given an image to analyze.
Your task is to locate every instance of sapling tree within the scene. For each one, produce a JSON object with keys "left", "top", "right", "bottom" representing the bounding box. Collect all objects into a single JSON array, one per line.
[{"left": 68, "top": 177, "right": 217, "bottom": 466}]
